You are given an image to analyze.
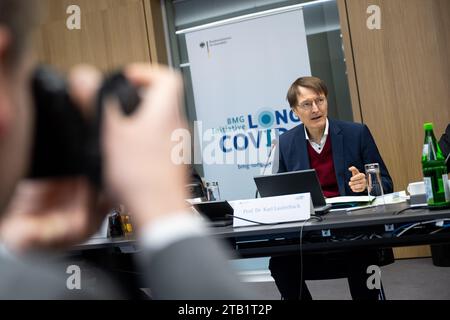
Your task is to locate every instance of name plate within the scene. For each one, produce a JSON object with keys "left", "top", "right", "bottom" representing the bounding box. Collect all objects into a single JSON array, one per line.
[{"left": 230, "top": 193, "right": 313, "bottom": 227}]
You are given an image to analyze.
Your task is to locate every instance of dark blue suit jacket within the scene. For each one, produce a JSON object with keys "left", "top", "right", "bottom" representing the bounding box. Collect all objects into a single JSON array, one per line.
[{"left": 278, "top": 119, "right": 393, "bottom": 196}]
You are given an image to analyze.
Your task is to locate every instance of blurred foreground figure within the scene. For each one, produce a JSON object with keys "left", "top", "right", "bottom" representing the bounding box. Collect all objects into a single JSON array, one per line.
[{"left": 0, "top": 0, "right": 251, "bottom": 299}]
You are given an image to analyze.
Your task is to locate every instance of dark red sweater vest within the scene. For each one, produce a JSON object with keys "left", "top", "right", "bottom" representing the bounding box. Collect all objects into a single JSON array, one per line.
[{"left": 306, "top": 137, "right": 340, "bottom": 198}]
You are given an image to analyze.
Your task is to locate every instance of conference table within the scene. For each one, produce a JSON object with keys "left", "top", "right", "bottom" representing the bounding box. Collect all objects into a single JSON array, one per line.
[{"left": 72, "top": 202, "right": 450, "bottom": 258}]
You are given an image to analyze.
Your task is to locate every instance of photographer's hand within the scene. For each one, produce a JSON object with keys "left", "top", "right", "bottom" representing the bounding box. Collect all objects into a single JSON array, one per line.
[
  {"left": 103, "top": 64, "right": 190, "bottom": 229},
  {"left": 0, "top": 178, "right": 109, "bottom": 252},
  {"left": 0, "top": 65, "right": 108, "bottom": 253}
]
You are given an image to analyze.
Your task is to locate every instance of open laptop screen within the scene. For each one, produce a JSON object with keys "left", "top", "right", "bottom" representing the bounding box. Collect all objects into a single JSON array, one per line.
[{"left": 254, "top": 169, "right": 327, "bottom": 208}]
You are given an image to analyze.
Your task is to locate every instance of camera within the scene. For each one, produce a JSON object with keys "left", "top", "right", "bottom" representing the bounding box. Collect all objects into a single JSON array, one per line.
[{"left": 28, "top": 66, "right": 141, "bottom": 186}]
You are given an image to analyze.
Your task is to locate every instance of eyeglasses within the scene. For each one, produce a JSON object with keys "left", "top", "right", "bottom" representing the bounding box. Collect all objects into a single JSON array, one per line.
[{"left": 297, "top": 96, "right": 326, "bottom": 111}]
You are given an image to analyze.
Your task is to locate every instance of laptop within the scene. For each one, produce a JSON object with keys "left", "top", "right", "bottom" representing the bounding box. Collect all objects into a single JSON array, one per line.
[
  {"left": 193, "top": 200, "right": 234, "bottom": 227},
  {"left": 254, "top": 169, "right": 331, "bottom": 215}
]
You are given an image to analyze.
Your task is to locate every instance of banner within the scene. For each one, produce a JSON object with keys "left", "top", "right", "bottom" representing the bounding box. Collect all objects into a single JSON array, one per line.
[{"left": 186, "top": 9, "right": 311, "bottom": 200}]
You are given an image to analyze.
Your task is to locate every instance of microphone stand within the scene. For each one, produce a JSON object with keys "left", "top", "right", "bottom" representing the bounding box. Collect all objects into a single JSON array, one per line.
[
  {"left": 255, "top": 143, "right": 276, "bottom": 198},
  {"left": 445, "top": 153, "right": 450, "bottom": 170}
]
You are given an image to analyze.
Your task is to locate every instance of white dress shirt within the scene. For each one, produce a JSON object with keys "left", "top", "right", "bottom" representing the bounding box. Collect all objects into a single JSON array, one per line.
[
  {"left": 0, "top": 212, "right": 208, "bottom": 259},
  {"left": 304, "top": 118, "right": 329, "bottom": 154},
  {"left": 140, "top": 212, "right": 208, "bottom": 253}
]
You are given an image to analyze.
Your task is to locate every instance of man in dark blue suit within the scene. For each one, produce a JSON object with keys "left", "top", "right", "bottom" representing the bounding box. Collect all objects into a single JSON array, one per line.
[
  {"left": 269, "top": 76, "right": 393, "bottom": 300},
  {"left": 439, "top": 124, "right": 450, "bottom": 170}
]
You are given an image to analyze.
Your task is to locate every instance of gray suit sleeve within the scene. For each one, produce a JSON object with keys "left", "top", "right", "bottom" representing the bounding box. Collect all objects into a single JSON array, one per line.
[
  {"left": 0, "top": 255, "right": 122, "bottom": 299},
  {"left": 138, "top": 236, "right": 255, "bottom": 300}
]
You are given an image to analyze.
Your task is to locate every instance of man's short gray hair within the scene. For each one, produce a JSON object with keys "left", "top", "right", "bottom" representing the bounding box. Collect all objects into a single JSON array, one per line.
[{"left": 0, "top": 0, "right": 38, "bottom": 68}]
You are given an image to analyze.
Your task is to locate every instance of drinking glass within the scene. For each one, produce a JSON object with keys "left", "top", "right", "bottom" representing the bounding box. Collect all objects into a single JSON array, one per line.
[
  {"left": 365, "top": 163, "right": 385, "bottom": 209},
  {"left": 206, "top": 181, "right": 221, "bottom": 201}
]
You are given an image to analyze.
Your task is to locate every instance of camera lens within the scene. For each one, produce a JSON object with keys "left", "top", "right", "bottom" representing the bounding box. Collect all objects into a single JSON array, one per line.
[{"left": 29, "top": 66, "right": 141, "bottom": 187}]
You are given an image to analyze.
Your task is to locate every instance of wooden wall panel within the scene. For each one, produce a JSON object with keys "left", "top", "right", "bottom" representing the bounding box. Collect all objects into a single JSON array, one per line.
[
  {"left": 144, "top": 0, "right": 169, "bottom": 65},
  {"left": 394, "top": 246, "right": 431, "bottom": 260},
  {"left": 339, "top": 0, "right": 450, "bottom": 259},
  {"left": 336, "top": 0, "right": 362, "bottom": 123},
  {"left": 344, "top": 0, "right": 450, "bottom": 192},
  {"left": 33, "top": 0, "right": 168, "bottom": 72}
]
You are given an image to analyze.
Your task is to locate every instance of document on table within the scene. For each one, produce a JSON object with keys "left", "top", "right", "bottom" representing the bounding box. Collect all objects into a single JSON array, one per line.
[
  {"left": 328, "top": 191, "right": 408, "bottom": 212},
  {"left": 326, "top": 196, "right": 375, "bottom": 205}
]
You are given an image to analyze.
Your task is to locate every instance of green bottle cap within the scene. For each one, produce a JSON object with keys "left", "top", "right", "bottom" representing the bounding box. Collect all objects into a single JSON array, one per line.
[{"left": 424, "top": 123, "right": 434, "bottom": 130}]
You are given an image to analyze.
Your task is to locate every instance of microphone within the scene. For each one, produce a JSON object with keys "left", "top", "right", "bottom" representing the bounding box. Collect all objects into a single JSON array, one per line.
[
  {"left": 255, "top": 139, "right": 278, "bottom": 198},
  {"left": 445, "top": 153, "right": 450, "bottom": 170}
]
